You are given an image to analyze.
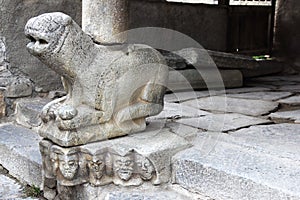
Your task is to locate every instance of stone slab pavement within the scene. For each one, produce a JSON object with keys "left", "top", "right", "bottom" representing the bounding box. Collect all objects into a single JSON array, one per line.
[{"left": 0, "top": 172, "right": 39, "bottom": 200}]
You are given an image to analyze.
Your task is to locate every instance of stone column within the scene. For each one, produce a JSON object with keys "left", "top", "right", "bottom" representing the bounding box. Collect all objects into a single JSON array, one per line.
[{"left": 82, "top": 0, "right": 129, "bottom": 44}]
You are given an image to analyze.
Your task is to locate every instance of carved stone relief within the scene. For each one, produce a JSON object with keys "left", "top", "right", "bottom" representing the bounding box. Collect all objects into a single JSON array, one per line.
[
  {"left": 25, "top": 12, "right": 169, "bottom": 147},
  {"left": 40, "top": 141, "right": 157, "bottom": 187}
]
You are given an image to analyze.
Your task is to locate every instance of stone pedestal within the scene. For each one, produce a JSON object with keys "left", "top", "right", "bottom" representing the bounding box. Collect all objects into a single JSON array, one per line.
[
  {"left": 24, "top": 11, "right": 170, "bottom": 200},
  {"left": 40, "top": 123, "right": 190, "bottom": 199},
  {"left": 82, "top": 0, "right": 129, "bottom": 44}
]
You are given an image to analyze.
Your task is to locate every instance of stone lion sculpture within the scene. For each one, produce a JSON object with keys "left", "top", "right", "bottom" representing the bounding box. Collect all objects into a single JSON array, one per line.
[{"left": 25, "top": 12, "right": 168, "bottom": 146}]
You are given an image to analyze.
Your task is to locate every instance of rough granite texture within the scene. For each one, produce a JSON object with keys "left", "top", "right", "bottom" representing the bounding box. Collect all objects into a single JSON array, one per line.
[
  {"left": 176, "top": 113, "right": 270, "bottom": 132},
  {"left": 269, "top": 110, "right": 300, "bottom": 123},
  {"left": 183, "top": 96, "right": 279, "bottom": 116},
  {"left": 15, "top": 98, "right": 50, "bottom": 129},
  {"left": 172, "top": 130, "right": 300, "bottom": 199},
  {"left": 0, "top": 124, "right": 42, "bottom": 187}
]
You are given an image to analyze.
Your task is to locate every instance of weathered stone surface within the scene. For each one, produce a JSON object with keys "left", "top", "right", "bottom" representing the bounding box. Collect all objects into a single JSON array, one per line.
[
  {"left": 82, "top": 0, "right": 129, "bottom": 44},
  {"left": 159, "top": 50, "right": 187, "bottom": 70},
  {"left": 183, "top": 96, "right": 279, "bottom": 116},
  {"left": 230, "top": 124, "right": 300, "bottom": 161},
  {"left": 174, "top": 48, "right": 260, "bottom": 69},
  {"left": 48, "top": 90, "right": 67, "bottom": 100},
  {"left": 278, "top": 75, "right": 300, "bottom": 83},
  {"left": 0, "top": 90, "right": 6, "bottom": 117},
  {"left": 73, "top": 184, "right": 197, "bottom": 200},
  {"left": 225, "top": 86, "right": 271, "bottom": 94},
  {"left": 245, "top": 82, "right": 278, "bottom": 89},
  {"left": 15, "top": 98, "right": 50, "bottom": 128},
  {"left": 40, "top": 125, "right": 190, "bottom": 199},
  {"left": 176, "top": 113, "right": 270, "bottom": 132},
  {"left": 167, "top": 122, "right": 203, "bottom": 141},
  {"left": 164, "top": 90, "right": 212, "bottom": 103},
  {"left": 241, "top": 60, "right": 283, "bottom": 78},
  {"left": 0, "top": 76, "right": 33, "bottom": 98},
  {"left": 278, "top": 95, "right": 300, "bottom": 106},
  {"left": 0, "top": 0, "right": 82, "bottom": 91},
  {"left": 248, "top": 80, "right": 296, "bottom": 87},
  {"left": 227, "top": 91, "right": 292, "bottom": 101},
  {"left": 94, "top": 190, "right": 188, "bottom": 200},
  {"left": 25, "top": 12, "right": 168, "bottom": 147},
  {"left": 277, "top": 85, "right": 300, "bottom": 92},
  {"left": 0, "top": 36, "right": 8, "bottom": 69},
  {"left": 0, "top": 173, "right": 39, "bottom": 199},
  {"left": 165, "top": 87, "right": 271, "bottom": 103},
  {"left": 172, "top": 128, "right": 300, "bottom": 199},
  {"left": 0, "top": 174, "right": 24, "bottom": 199},
  {"left": 148, "top": 102, "right": 209, "bottom": 120},
  {"left": 168, "top": 69, "right": 243, "bottom": 91},
  {"left": 269, "top": 110, "right": 300, "bottom": 123},
  {"left": 248, "top": 75, "right": 300, "bottom": 83},
  {"left": 0, "top": 124, "right": 42, "bottom": 187}
]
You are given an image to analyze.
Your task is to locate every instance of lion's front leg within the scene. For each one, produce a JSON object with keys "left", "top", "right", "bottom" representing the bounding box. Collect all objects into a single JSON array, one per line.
[
  {"left": 55, "top": 105, "right": 104, "bottom": 130},
  {"left": 41, "top": 96, "right": 67, "bottom": 123}
]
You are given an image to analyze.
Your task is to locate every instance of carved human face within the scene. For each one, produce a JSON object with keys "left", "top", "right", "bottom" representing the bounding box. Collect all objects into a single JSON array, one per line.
[
  {"left": 113, "top": 155, "right": 134, "bottom": 181},
  {"left": 136, "top": 156, "right": 154, "bottom": 180},
  {"left": 88, "top": 154, "right": 105, "bottom": 180},
  {"left": 59, "top": 155, "right": 79, "bottom": 180}
]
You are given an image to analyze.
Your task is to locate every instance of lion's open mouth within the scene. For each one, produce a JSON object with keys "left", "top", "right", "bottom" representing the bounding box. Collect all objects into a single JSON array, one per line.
[{"left": 25, "top": 34, "right": 50, "bottom": 55}]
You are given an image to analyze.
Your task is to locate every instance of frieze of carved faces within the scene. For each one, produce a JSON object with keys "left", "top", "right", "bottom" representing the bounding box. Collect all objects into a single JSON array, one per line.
[
  {"left": 41, "top": 142, "right": 156, "bottom": 187},
  {"left": 88, "top": 153, "right": 105, "bottom": 180},
  {"left": 136, "top": 155, "right": 155, "bottom": 181},
  {"left": 50, "top": 146, "right": 88, "bottom": 186},
  {"left": 86, "top": 151, "right": 113, "bottom": 186},
  {"left": 58, "top": 154, "right": 79, "bottom": 180},
  {"left": 113, "top": 153, "right": 134, "bottom": 181}
]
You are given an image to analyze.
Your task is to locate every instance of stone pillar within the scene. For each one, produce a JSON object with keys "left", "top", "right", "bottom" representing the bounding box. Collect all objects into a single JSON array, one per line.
[{"left": 82, "top": 0, "right": 129, "bottom": 44}]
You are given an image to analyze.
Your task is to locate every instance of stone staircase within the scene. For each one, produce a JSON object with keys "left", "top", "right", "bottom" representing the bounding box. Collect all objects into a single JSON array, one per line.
[
  {"left": 1, "top": 75, "right": 300, "bottom": 199},
  {"left": 172, "top": 125, "right": 300, "bottom": 199}
]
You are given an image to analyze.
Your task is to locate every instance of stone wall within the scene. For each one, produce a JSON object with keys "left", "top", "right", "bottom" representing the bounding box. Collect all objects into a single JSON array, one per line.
[
  {"left": 129, "top": 0, "right": 228, "bottom": 51},
  {"left": 274, "top": 0, "right": 300, "bottom": 71},
  {"left": 0, "top": 0, "right": 82, "bottom": 91}
]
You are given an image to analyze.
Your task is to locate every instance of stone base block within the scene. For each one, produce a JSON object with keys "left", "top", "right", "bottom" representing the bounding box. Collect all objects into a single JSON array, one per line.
[
  {"left": 57, "top": 183, "right": 193, "bottom": 200},
  {"left": 41, "top": 123, "right": 191, "bottom": 199}
]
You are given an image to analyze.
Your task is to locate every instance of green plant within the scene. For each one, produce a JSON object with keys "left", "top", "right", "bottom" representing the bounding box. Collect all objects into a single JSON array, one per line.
[
  {"left": 24, "top": 185, "right": 42, "bottom": 198},
  {"left": 252, "top": 55, "right": 272, "bottom": 60}
]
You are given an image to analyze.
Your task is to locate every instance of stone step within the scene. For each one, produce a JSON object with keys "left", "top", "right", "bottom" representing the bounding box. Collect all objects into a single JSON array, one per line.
[
  {"left": 15, "top": 98, "right": 50, "bottom": 129},
  {"left": 0, "top": 173, "right": 39, "bottom": 199},
  {"left": 241, "top": 60, "right": 283, "bottom": 78},
  {"left": 0, "top": 123, "right": 42, "bottom": 187},
  {"left": 165, "top": 48, "right": 260, "bottom": 70},
  {"left": 172, "top": 124, "right": 300, "bottom": 200},
  {"left": 73, "top": 183, "right": 208, "bottom": 200},
  {"left": 162, "top": 48, "right": 283, "bottom": 78},
  {"left": 167, "top": 69, "right": 243, "bottom": 91}
]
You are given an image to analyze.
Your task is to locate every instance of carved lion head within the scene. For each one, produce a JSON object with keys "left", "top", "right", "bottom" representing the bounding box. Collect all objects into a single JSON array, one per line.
[{"left": 25, "top": 12, "right": 72, "bottom": 56}]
